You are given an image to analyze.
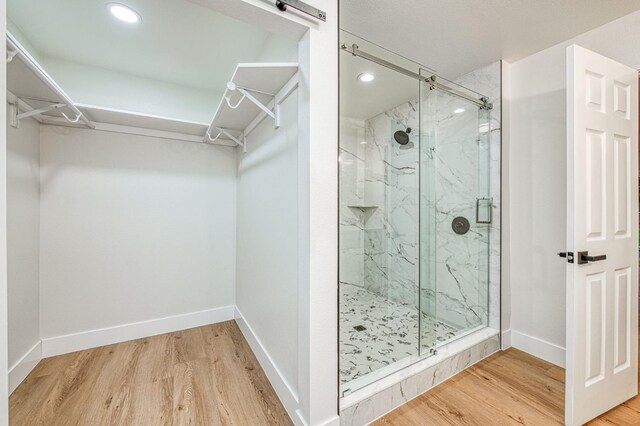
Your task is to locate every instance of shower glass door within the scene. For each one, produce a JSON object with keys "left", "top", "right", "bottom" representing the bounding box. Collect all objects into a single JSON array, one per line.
[
  {"left": 338, "top": 30, "right": 492, "bottom": 395},
  {"left": 419, "top": 70, "right": 491, "bottom": 351},
  {"left": 339, "top": 33, "right": 422, "bottom": 394}
]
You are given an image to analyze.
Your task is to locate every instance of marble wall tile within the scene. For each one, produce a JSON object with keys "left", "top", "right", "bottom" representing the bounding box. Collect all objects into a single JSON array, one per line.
[
  {"left": 340, "top": 117, "right": 368, "bottom": 290},
  {"left": 361, "top": 103, "right": 420, "bottom": 307},
  {"left": 455, "top": 62, "right": 502, "bottom": 330},
  {"left": 339, "top": 60, "right": 502, "bottom": 387}
]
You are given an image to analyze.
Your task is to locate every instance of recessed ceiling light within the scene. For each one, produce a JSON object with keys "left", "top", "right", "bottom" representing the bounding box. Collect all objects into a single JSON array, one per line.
[
  {"left": 108, "top": 3, "right": 142, "bottom": 24},
  {"left": 358, "top": 73, "right": 375, "bottom": 82},
  {"left": 454, "top": 108, "right": 465, "bottom": 114}
]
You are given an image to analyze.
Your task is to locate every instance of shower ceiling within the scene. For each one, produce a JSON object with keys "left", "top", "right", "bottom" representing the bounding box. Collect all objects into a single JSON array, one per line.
[
  {"left": 340, "top": 53, "right": 471, "bottom": 122},
  {"left": 340, "top": 52, "right": 417, "bottom": 121}
]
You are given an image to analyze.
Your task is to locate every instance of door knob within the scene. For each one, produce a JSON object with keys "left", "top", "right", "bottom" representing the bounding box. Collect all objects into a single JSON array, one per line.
[{"left": 577, "top": 251, "right": 606, "bottom": 264}]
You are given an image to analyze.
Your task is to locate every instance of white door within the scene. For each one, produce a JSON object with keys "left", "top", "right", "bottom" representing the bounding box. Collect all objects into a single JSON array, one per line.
[{"left": 566, "top": 44, "right": 639, "bottom": 425}]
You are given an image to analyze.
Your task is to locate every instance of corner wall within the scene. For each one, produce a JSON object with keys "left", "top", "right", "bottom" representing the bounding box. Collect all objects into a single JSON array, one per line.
[
  {"left": 39, "top": 126, "right": 237, "bottom": 354},
  {"left": 508, "top": 45, "right": 568, "bottom": 366},
  {"left": 235, "top": 89, "right": 300, "bottom": 412},
  {"left": 506, "top": 8, "right": 640, "bottom": 367},
  {"left": 7, "top": 115, "right": 40, "bottom": 393}
]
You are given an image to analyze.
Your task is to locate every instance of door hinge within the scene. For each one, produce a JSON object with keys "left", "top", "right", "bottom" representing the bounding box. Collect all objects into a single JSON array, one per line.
[{"left": 558, "top": 252, "right": 574, "bottom": 263}]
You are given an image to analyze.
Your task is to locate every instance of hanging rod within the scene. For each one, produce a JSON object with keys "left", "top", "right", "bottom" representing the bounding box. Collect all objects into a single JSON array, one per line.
[
  {"left": 6, "top": 31, "right": 95, "bottom": 129},
  {"left": 340, "top": 43, "right": 492, "bottom": 110}
]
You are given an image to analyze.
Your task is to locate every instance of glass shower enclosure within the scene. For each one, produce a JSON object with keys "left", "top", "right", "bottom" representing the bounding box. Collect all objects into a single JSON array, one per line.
[{"left": 339, "top": 32, "right": 492, "bottom": 394}]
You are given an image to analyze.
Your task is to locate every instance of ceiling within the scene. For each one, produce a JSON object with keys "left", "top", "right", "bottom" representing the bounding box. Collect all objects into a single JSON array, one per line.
[
  {"left": 341, "top": 49, "right": 417, "bottom": 121},
  {"left": 340, "top": 0, "right": 640, "bottom": 79},
  {"left": 7, "top": 0, "right": 294, "bottom": 91}
]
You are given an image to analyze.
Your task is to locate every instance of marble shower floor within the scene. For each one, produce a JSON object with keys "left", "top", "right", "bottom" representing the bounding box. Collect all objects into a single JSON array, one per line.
[{"left": 340, "top": 283, "right": 460, "bottom": 385}]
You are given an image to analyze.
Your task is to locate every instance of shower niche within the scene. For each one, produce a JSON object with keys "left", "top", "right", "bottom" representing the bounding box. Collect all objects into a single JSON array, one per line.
[{"left": 339, "top": 31, "right": 501, "bottom": 411}]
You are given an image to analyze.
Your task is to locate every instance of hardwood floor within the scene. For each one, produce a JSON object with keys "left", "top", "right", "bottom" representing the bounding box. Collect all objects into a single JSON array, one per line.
[
  {"left": 376, "top": 347, "right": 640, "bottom": 425},
  {"left": 11, "top": 323, "right": 640, "bottom": 426},
  {"left": 9, "top": 321, "right": 292, "bottom": 426}
]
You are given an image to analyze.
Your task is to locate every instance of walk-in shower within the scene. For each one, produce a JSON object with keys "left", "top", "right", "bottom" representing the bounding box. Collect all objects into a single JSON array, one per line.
[{"left": 339, "top": 31, "right": 497, "bottom": 396}]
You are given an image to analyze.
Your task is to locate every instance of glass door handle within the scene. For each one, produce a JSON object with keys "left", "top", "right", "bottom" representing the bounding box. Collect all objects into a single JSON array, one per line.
[
  {"left": 577, "top": 251, "right": 606, "bottom": 264},
  {"left": 476, "top": 197, "right": 493, "bottom": 224}
]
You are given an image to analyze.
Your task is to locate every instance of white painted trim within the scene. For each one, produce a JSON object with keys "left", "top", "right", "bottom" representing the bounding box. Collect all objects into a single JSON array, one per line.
[
  {"left": 500, "top": 60, "right": 512, "bottom": 342},
  {"left": 502, "top": 329, "right": 512, "bottom": 349},
  {"left": 8, "top": 340, "right": 42, "bottom": 395},
  {"left": 0, "top": 2, "right": 9, "bottom": 420},
  {"left": 317, "top": 415, "right": 340, "bottom": 426},
  {"left": 234, "top": 307, "right": 301, "bottom": 425},
  {"left": 41, "top": 305, "right": 234, "bottom": 357},
  {"left": 511, "top": 329, "right": 565, "bottom": 367}
]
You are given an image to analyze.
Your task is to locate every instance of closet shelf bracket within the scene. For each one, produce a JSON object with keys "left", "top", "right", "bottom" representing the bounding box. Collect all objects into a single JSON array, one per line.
[
  {"left": 6, "top": 31, "right": 95, "bottom": 129},
  {"left": 204, "top": 126, "right": 246, "bottom": 152},
  {"left": 228, "top": 83, "right": 280, "bottom": 129},
  {"left": 204, "top": 63, "right": 298, "bottom": 149},
  {"left": 218, "top": 127, "right": 247, "bottom": 152},
  {"left": 6, "top": 48, "right": 17, "bottom": 63},
  {"left": 16, "top": 102, "right": 66, "bottom": 121}
]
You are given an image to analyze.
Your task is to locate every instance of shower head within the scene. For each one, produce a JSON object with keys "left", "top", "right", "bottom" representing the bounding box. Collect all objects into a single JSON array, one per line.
[{"left": 394, "top": 128, "right": 411, "bottom": 145}]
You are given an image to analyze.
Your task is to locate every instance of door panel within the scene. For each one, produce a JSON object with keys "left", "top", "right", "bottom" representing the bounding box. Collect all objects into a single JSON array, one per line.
[
  {"left": 585, "top": 271, "right": 605, "bottom": 386},
  {"left": 585, "top": 129, "right": 606, "bottom": 240},
  {"left": 566, "top": 44, "right": 639, "bottom": 426},
  {"left": 613, "top": 267, "right": 631, "bottom": 373}
]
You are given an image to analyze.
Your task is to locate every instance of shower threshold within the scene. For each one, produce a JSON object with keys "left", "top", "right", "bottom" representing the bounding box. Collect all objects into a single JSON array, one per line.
[{"left": 339, "top": 326, "right": 500, "bottom": 425}]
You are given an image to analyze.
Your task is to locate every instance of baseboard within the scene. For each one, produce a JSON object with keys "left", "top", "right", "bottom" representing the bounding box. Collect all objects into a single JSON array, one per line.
[
  {"left": 234, "top": 307, "right": 301, "bottom": 426},
  {"left": 511, "top": 329, "right": 565, "bottom": 367},
  {"left": 9, "top": 340, "right": 42, "bottom": 395},
  {"left": 41, "top": 305, "right": 235, "bottom": 357},
  {"left": 502, "top": 329, "right": 512, "bottom": 349}
]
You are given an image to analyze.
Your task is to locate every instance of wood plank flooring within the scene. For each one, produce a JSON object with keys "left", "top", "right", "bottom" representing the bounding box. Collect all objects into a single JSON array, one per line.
[
  {"left": 9, "top": 321, "right": 292, "bottom": 426},
  {"left": 12, "top": 322, "right": 640, "bottom": 426},
  {"left": 376, "top": 345, "right": 640, "bottom": 425}
]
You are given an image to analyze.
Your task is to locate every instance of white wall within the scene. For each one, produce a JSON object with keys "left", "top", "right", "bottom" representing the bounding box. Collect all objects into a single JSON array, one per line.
[
  {"left": 509, "top": 45, "right": 568, "bottom": 366},
  {"left": 236, "top": 89, "right": 299, "bottom": 406},
  {"left": 548, "top": 10, "right": 640, "bottom": 70},
  {"left": 257, "top": 33, "right": 300, "bottom": 63},
  {"left": 200, "top": 2, "right": 339, "bottom": 424},
  {"left": 7, "top": 115, "right": 40, "bottom": 388},
  {"left": 507, "top": 8, "right": 640, "bottom": 367},
  {"left": 503, "top": 11, "right": 640, "bottom": 365},
  {"left": 39, "top": 126, "right": 236, "bottom": 348}
]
